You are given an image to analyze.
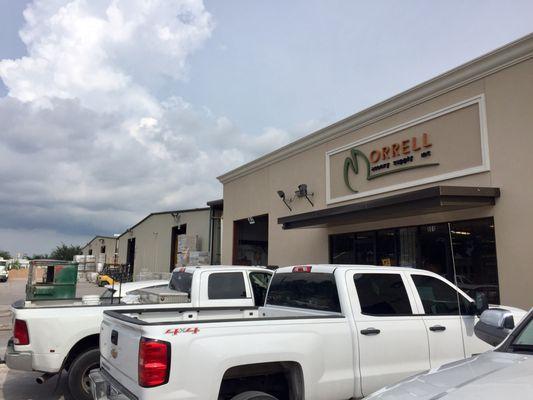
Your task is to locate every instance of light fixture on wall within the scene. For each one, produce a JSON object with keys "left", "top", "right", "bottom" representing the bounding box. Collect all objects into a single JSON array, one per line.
[
  {"left": 294, "top": 184, "right": 314, "bottom": 207},
  {"left": 171, "top": 212, "right": 181, "bottom": 226},
  {"left": 277, "top": 190, "right": 292, "bottom": 211}
]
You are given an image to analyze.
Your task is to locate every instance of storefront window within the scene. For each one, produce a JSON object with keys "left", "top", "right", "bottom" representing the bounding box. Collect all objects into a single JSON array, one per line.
[
  {"left": 355, "top": 232, "right": 375, "bottom": 264},
  {"left": 450, "top": 219, "right": 499, "bottom": 304},
  {"left": 376, "top": 229, "right": 398, "bottom": 266},
  {"left": 330, "top": 233, "right": 355, "bottom": 264},
  {"left": 329, "top": 217, "right": 499, "bottom": 303},
  {"left": 418, "top": 223, "right": 454, "bottom": 282},
  {"left": 399, "top": 227, "right": 417, "bottom": 268}
]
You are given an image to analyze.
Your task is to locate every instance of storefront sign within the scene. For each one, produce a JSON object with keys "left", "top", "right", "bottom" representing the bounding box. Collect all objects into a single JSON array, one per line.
[
  {"left": 326, "top": 95, "right": 489, "bottom": 204},
  {"left": 343, "top": 132, "right": 439, "bottom": 193}
]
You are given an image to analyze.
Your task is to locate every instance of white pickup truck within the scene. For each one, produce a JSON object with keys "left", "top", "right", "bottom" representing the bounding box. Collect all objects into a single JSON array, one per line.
[
  {"left": 4, "top": 265, "right": 272, "bottom": 400},
  {"left": 91, "top": 264, "right": 526, "bottom": 400}
]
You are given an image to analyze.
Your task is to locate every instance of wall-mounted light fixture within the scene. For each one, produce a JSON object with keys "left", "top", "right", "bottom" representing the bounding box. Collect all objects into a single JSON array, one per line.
[
  {"left": 277, "top": 190, "right": 292, "bottom": 211},
  {"left": 171, "top": 212, "right": 181, "bottom": 226},
  {"left": 294, "top": 184, "right": 314, "bottom": 207}
]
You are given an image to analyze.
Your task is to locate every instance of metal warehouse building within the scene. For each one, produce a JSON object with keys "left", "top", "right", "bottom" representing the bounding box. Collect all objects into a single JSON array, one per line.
[
  {"left": 116, "top": 206, "right": 221, "bottom": 278},
  {"left": 218, "top": 34, "right": 533, "bottom": 309},
  {"left": 81, "top": 235, "right": 118, "bottom": 265}
]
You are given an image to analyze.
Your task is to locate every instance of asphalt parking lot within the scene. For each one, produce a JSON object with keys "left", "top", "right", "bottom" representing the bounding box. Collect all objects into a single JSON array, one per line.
[{"left": 0, "top": 277, "right": 104, "bottom": 400}]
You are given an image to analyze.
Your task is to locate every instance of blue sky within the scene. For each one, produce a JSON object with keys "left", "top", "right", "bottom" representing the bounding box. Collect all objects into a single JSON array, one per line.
[{"left": 0, "top": 0, "right": 532, "bottom": 255}]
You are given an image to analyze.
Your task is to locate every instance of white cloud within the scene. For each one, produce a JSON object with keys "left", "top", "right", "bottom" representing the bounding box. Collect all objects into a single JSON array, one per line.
[{"left": 0, "top": 0, "right": 297, "bottom": 254}]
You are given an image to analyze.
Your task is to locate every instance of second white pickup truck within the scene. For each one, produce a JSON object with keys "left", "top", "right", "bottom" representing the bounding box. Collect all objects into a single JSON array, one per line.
[
  {"left": 91, "top": 265, "right": 526, "bottom": 400},
  {"left": 5, "top": 265, "right": 272, "bottom": 400}
]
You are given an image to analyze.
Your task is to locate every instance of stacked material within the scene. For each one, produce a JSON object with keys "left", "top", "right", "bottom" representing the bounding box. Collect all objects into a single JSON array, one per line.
[{"left": 176, "top": 235, "right": 199, "bottom": 266}]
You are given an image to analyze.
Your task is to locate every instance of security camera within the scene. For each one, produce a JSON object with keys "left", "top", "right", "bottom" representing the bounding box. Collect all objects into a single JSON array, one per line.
[
  {"left": 277, "top": 190, "right": 285, "bottom": 199},
  {"left": 296, "top": 184, "right": 308, "bottom": 197}
]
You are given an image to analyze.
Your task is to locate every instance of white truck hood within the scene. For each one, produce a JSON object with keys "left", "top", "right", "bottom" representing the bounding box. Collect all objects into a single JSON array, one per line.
[{"left": 367, "top": 351, "right": 533, "bottom": 400}]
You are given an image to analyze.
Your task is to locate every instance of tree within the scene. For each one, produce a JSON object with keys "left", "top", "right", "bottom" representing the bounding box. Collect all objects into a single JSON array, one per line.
[
  {"left": 31, "top": 253, "right": 50, "bottom": 260},
  {"left": 0, "top": 250, "right": 11, "bottom": 260},
  {"left": 50, "top": 243, "right": 82, "bottom": 261}
]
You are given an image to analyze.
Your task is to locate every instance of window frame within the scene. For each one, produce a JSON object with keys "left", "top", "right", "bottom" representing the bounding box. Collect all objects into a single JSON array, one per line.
[
  {"left": 407, "top": 272, "right": 475, "bottom": 317},
  {"left": 347, "top": 269, "right": 422, "bottom": 319},
  {"left": 248, "top": 271, "right": 272, "bottom": 306}
]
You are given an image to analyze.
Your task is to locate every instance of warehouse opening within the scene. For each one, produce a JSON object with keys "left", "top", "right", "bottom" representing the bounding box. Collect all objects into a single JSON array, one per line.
[
  {"left": 170, "top": 224, "right": 187, "bottom": 271},
  {"left": 233, "top": 215, "right": 268, "bottom": 266}
]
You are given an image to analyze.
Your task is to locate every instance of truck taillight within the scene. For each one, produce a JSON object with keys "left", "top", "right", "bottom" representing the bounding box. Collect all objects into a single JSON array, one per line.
[
  {"left": 138, "top": 337, "right": 170, "bottom": 387},
  {"left": 292, "top": 266, "right": 312, "bottom": 273},
  {"left": 13, "top": 319, "right": 30, "bottom": 345}
]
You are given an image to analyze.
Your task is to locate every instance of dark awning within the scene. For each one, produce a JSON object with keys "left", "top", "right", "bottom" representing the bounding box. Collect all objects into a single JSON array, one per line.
[{"left": 278, "top": 186, "right": 500, "bottom": 230}]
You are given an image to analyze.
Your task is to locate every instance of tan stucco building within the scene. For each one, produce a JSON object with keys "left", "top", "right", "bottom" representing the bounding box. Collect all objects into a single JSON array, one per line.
[
  {"left": 117, "top": 208, "right": 212, "bottom": 277},
  {"left": 81, "top": 235, "right": 118, "bottom": 264},
  {"left": 219, "top": 34, "right": 533, "bottom": 309}
]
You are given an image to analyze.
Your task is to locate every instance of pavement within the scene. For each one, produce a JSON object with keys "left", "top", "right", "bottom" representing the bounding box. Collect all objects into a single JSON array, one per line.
[{"left": 0, "top": 278, "right": 105, "bottom": 400}]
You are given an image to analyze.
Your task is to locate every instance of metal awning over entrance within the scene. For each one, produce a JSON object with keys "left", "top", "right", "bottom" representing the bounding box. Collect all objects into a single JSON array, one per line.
[{"left": 278, "top": 186, "right": 500, "bottom": 230}]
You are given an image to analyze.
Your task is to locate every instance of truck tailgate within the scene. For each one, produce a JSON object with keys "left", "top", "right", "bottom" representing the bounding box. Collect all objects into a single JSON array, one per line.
[{"left": 100, "top": 313, "right": 142, "bottom": 391}]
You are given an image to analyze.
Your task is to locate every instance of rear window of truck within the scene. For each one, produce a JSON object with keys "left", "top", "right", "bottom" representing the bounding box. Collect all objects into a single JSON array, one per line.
[
  {"left": 266, "top": 272, "right": 341, "bottom": 313},
  {"left": 169, "top": 272, "right": 192, "bottom": 297}
]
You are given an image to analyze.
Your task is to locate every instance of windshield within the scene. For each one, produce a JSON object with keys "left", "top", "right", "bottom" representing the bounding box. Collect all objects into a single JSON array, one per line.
[
  {"left": 168, "top": 272, "right": 192, "bottom": 297},
  {"left": 0, "top": 265, "right": 7, "bottom": 272},
  {"left": 512, "top": 317, "right": 533, "bottom": 351}
]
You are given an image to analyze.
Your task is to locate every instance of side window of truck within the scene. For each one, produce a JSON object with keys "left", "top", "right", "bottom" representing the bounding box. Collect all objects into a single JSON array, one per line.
[
  {"left": 208, "top": 272, "right": 247, "bottom": 299},
  {"left": 249, "top": 272, "right": 272, "bottom": 306},
  {"left": 411, "top": 274, "right": 473, "bottom": 315},
  {"left": 353, "top": 273, "right": 413, "bottom": 316}
]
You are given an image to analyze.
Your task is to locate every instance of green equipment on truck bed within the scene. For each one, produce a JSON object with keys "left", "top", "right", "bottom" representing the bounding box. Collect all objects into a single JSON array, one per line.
[{"left": 26, "top": 260, "right": 79, "bottom": 300}]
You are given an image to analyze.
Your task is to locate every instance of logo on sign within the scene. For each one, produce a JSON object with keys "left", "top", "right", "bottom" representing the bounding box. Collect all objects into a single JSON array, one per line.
[{"left": 343, "top": 133, "right": 439, "bottom": 192}]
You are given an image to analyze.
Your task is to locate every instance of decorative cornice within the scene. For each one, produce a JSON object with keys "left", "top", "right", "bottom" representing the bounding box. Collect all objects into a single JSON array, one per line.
[{"left": 218, "top": 33, "right": 533, "bottom": 184}]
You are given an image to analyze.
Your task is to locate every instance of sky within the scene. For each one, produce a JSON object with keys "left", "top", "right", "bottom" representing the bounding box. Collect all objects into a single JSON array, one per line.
[{"left": 0, "top": 0, "right": 532, "bottom": 256}]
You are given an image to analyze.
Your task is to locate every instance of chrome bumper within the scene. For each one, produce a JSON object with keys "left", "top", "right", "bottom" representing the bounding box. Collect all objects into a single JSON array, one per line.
[
  {"left": 90, "top": 369, "right": 134, "bottom": 400},
  {"left": 4, "top": 338, "right": 33, "bottom": 371}
]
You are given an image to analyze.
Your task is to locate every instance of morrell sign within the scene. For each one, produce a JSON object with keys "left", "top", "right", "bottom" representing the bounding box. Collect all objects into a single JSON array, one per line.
[
  {"left": 326, "top": 95, "right": 490, "bottom": 204},
  {"left": 343, "top": 132, "right": 438, "bottom": 193}
]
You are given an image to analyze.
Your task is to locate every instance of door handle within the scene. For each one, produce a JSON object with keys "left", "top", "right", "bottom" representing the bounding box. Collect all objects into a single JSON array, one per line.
[
  {"left": 429, "top": 325, "right": 446, "bottom": 332},
  {"left": 360, "top": 328, "right": 381, "bottom": 335}
]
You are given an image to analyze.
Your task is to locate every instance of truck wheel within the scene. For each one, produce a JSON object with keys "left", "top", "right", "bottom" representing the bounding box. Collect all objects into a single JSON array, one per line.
[
  {"left": 67, "top": 348, "right": 100, "bottom": 400},
  {"left": 230, "top": 391, "right": 278, "bottom": 400}
]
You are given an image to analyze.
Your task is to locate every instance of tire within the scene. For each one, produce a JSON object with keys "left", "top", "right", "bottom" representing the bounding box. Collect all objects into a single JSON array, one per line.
[
  {"left": 230, "top": 391, "right": 279, "bottom": 400},
  {"left": 67, "top": 348, "right": 100, "bottom": 400}
]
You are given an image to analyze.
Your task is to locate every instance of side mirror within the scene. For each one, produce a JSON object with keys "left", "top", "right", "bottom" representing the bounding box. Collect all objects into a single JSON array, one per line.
[
  {"left": 474, "top": 291, "right": 489, "bottom": 316},
  {"left": 474, "top": 308, "right": 515, "bottom": 346}
]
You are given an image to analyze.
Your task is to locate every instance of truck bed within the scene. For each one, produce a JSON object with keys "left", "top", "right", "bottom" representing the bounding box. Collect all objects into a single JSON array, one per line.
[
  {"left": 104, "top": 304, "right": 343, "bottom": 325},
  {"left": 100, "top": 305, "right": 350, "bottom": 400}
]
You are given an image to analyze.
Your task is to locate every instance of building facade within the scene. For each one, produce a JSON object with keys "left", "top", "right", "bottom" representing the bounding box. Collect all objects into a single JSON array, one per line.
[
  {"left": 218, "top": 34, "right": 533, "bottom": 309},
  {"left": 117, "top": 208, "right": 212, "bottom": 277},
  {"left": 81, "top": 236, "right": 118, "bottom": 264}
]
